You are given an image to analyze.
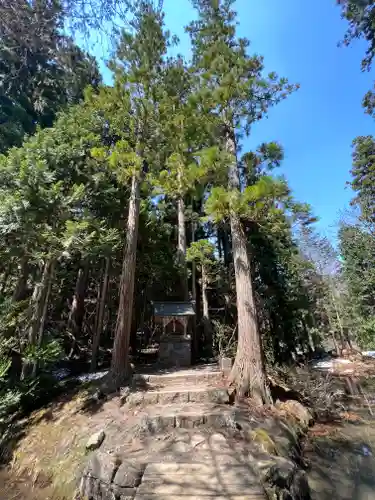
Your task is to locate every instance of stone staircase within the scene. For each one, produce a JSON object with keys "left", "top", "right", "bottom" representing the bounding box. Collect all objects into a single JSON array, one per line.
[
  {"left": 127, "top": 365, "right": 239, "bottom": 432},
  {"left": 124, "top": 365, "right": 267, "bottom": 499}
]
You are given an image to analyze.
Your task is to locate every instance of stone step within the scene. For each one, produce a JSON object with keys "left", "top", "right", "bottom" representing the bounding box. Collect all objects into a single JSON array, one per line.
[
  {"left": 133, "top": 367, "right": 223, "bottom": 386},
  {"left": 134, "top": 463, "right": 265, "bottom": 499},
  {"left": 134, "top": 403, "right": 238, "bottom": 431},
  {"left": 135, "top": 496, "right": 264, "bottom": 499},
  {"left": 127, "top": 387, "right": 230, "bottom": 407}
]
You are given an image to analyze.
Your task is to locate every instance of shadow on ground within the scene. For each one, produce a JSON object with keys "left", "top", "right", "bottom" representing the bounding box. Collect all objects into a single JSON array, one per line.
[{"left": 307, "top": 417, "right": 375, "bottom": 500}]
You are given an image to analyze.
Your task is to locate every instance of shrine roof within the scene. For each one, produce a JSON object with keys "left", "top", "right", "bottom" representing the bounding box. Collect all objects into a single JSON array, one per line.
[{"left": 152, "top": 301, "right": 196, "bottom": 317}]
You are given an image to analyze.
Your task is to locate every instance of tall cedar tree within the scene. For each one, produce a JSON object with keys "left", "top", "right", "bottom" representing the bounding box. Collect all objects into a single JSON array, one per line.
[
  {"left": 188, "top": 0, "right": 296, "bottom": 403},
  {"left": 107, "top": 2, "right": 168, "bottom": 385}
]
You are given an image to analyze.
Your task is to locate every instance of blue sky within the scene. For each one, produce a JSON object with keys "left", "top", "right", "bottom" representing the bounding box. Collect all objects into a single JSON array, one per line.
[{"left": 98, "top": 0, "right": 374, "bottom": 239}]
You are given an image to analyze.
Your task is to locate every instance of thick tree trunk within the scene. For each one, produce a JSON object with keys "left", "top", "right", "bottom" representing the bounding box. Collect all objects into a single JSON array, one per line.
[
  {"left": 68, "top": 259, "right": 90, "bottom": 357},
  {"left": 177, "top": 196, "right": 189, "bottom": 300},
  {"left": 91, "top": 257, "right": 110, "bottom": 372},
  {"left": 110, "top": 173, "right": 141, "bottom": 386},
  {"left": 22, "top": 258, "right": 55, "bottom": 379},
  {"left": 12, "top": 256, "right": 29, "bottom": 302},
  {"left": 226, "top": 129, "right": 270, "bottom": 404},
  {"left": 191, "top": 217, "right": 198, "bottom": 362}
]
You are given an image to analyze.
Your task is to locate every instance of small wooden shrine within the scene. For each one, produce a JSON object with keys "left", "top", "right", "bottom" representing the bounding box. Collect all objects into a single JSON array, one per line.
[{"left": 152, "top": 301, "right": 195, "bottom": 367}]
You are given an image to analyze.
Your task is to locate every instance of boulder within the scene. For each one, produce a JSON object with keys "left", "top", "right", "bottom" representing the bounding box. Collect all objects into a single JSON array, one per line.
[
  {"left": 258, "top": 456, "right": 296, "bottom": 489},
  {"left": 290, "top": 469, "right": 311, "bottom": 500},
  {"left": 79, "top": 452, "right": 143, "bottom": 500},
  {"left": 86, "top": 430, "right": 106, "bottom": 451},
  {"left": 276, "top": 400, "right": 313, "bottom": 430},
  {"left": 79, "top": 451, "right": 117, "bottom": 499},
  {"left": 112, "top": 461, "right": 145, "bottom": 489},
  {"left": 257, "top": 456, "right": 311, "bottom": 500}
]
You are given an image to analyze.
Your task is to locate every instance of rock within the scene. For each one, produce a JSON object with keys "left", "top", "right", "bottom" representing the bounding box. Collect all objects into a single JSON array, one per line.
[
  {"left": 250, "top": 428, "right": 278, "bottom": 455},
  {"left": 257, "top": 456, "right": 295, "bottom": 489},
  {"left": 127, "top": 392, "right": 145, "bottom": 407},
  {"left": 113, "top": 487, "right": 137, "bottom": 499},
  {"left": 257, "top": 456, "right": 311, "bottom": 500},
  {"left": 276, "top": 400, "right": 313, "bottom": 430},
  {"left": 79, "top": 453, "right": 142, "bottom": 499},
  {"left": 79, "top": 451, "right": 117, "bottom": 499},
  {"left": 112, "top": 461, "right": 145, "bottom": 489},
  {"left": 86, "top": 429, "right": 106, "bottom": 451},
  {"left": 219, "top": 356, "right": 233, "bottom": 376},
  {"left": 290, "top": 470, "right": 311, "bottom": 500},
  {"left": 119, "top": 387, "right": 130, "bottom": 406}
]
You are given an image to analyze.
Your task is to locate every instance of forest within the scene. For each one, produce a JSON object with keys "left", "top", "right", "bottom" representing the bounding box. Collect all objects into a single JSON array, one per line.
[{"left": 0, "top": 0, "right": 375, "bottom": 419}]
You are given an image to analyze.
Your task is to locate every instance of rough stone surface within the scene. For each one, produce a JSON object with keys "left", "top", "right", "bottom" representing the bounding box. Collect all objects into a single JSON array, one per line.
[
  {"left": 135, "top": 462, "right": 265, "bottom": 498},
  {"left": 276, "top": 401, "right": 313, "bottom": 430},
  {"left": 113, "top": 461, "right": 145, "bottom": 489},
  {"left": 86, "top": 430, "right": 106, "bottom": 451},
  {"left": 256, "top": 456, "right": 311, "bottom": 500},
  {"left": 290, "top": 470, "right": 311, "bottom": 500},
  {"left": 80, "top": 453, "right": 143, "bottom": 500},
  {"left": 219, "top": 356, "right": 233, "bottom": 376},
  {"left": 80, "top": 451, "right": 117, "bottom": 499},
  {"left": 119, "top": 387, "right": 131, "bottom": 406}
]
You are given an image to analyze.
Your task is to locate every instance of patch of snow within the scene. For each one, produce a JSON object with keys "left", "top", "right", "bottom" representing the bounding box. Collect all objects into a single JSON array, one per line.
[
  {"left": 53, "top": 368, "right": 71, "bottom": 380},
  {"left": 77, "top": 370, "right": 108, "bottom": 383},
  {"left": 363, "top": 351, "right": 375, "bottom": 358},
  {"left": 312, "top": 358, "right": 352, "bottom": 371}
]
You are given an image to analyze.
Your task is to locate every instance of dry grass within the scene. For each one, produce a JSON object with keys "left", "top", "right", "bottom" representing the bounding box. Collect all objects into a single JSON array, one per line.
[{"left": 2, "top": 387, "right": 115, "bottom": 499}]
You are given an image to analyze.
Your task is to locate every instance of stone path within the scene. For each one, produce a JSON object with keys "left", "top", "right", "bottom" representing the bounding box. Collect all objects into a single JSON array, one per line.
[
  {"left": 126, "top": 365, "right": 267, "bottom": 499},
  {"left": 134, "top": 463, "right": 265, "bottom": 499}
]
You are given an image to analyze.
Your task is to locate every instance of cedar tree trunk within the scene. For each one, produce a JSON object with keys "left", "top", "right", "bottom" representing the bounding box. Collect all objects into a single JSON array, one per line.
[
  {"left": 177, "top": 196, "right": 189, "bottom": 300},
  {"left": 226, "top": 128, "right": 270, "bottom": 404},
  {"left": 110, "top": 173, "right": 141, "bottom": 385}
]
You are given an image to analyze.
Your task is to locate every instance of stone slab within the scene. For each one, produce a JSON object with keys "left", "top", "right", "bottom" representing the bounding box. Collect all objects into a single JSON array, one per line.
[
  {"left": 136, "top": 484, "right": 265, "bottom": 496},
  {"left": 142, "top": 463, "right": 259, "bottom": 479},
  {"left": 128, "top": 388, "right": 229, "bottom": 407},
  {"left": 135, "top": 403, "right": 237, "bottom": 431},
  {"left": 135, "top": 463, "right": 265, "bottom": 499},
  {"left": 135, "top": 496, "right": 264, "bottom": 499}
]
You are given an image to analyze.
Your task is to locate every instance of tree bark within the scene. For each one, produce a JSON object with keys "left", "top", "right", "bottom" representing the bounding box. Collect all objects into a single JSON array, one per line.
[
  {"left": 177, "top": 196, "right": 189, "bottom": 300},
  {"left": 22, "top": 258, "right": 55, "bottom": 379},
  {"left": 32, "top": 260, "right": 55, "bottom": 377},
  {"left": 0, "top": 263, "right": 11, "bottom": 298},
  {"left": 68, "top": 258, "right": 90, "bottom": 357},
  {"left": 201, "top": 264, "right": 212, "bottom": 354},
  {"left": 110, "top": 173, "right": 141, "bottom": 386},
  {"left": 12, "top": 256, "right": 29, "bottom": 302},
  {"left": 91, "top": 257, "right": 110, "bottom": 372},
  {"left": 226, "top": 128, "right": 270, "bottom": 404}
]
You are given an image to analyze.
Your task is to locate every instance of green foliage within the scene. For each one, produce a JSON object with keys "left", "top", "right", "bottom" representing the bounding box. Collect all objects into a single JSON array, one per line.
[
  {"left": 339, "top": 221, "right": 375, "bottom": 347},
  {"left": 0, "top": 0, "right": 101, "bottom": 152},
  {"left": 350, "top": 135, "right": 375, "bottom": 225},
  {"left": 339, "top": 0, "right": 375, "bottom": 70},
  {"left": 187, "top": 239, "right": 215, "bottom": 265}
]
